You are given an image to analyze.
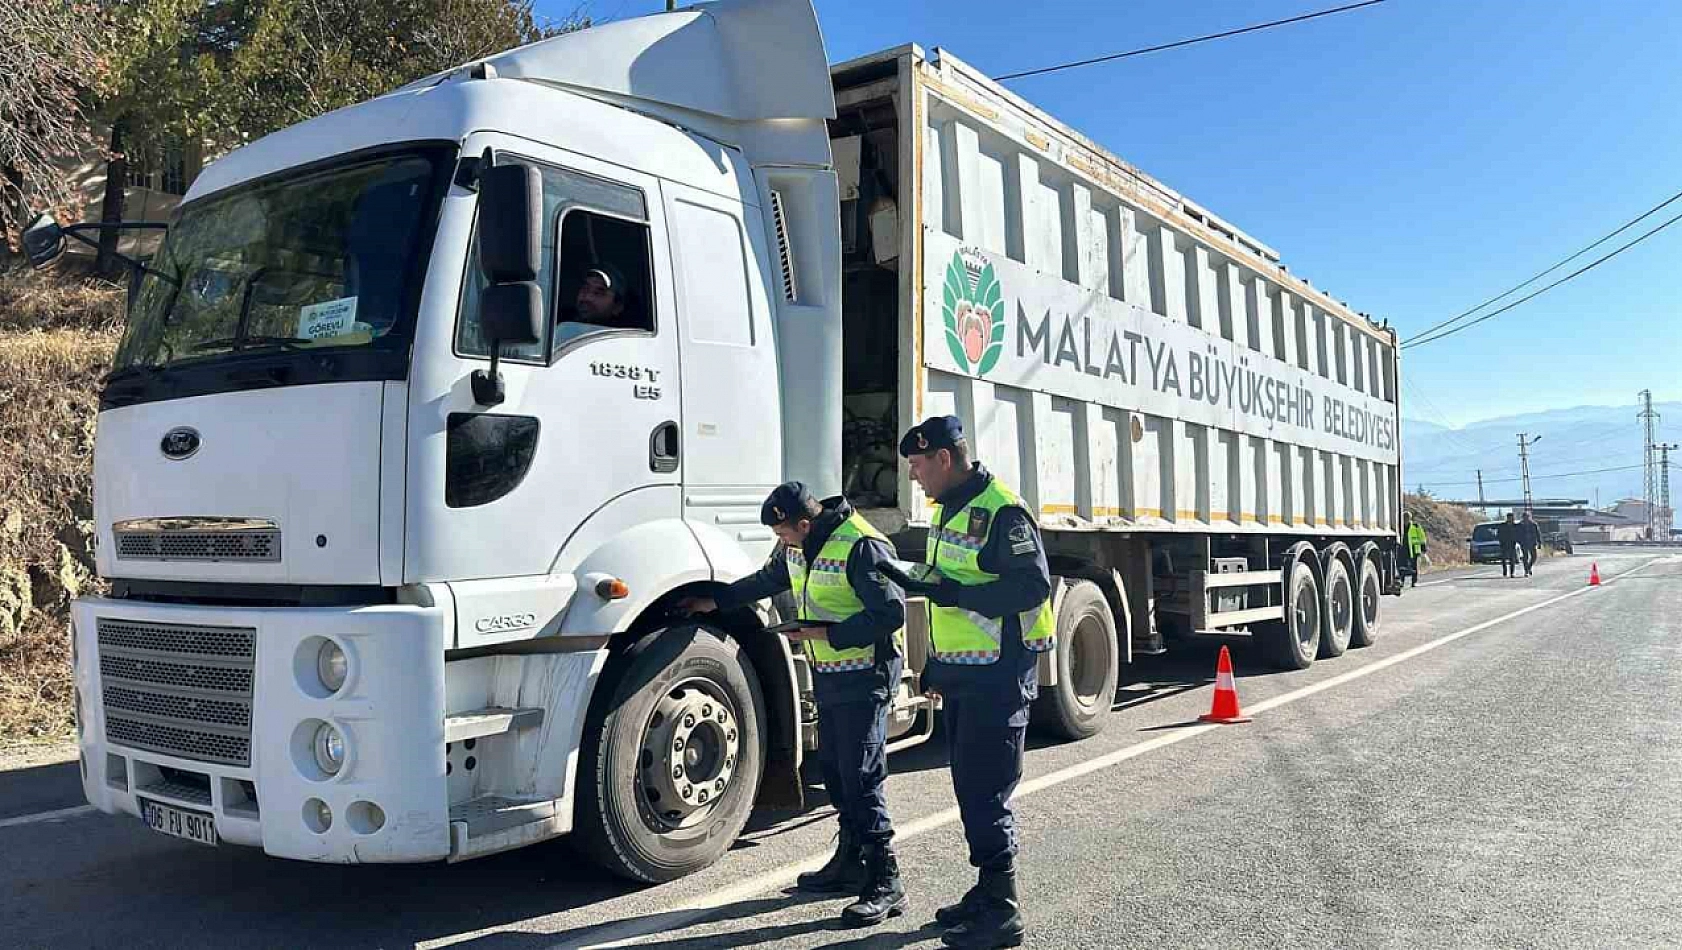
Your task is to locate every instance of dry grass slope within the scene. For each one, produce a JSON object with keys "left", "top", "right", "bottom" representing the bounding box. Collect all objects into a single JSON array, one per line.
[
  {"left": 1402, "top": 492, "right": 1481, "bottom": 572},
  {"left": 0, "top": 265, "right": 120, "bottom": 742}
]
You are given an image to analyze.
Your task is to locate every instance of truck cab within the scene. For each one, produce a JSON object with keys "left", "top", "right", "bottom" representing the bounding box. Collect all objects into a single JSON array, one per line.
[{"left": 68, "top": 0, "right": 848, "bottom": 880}]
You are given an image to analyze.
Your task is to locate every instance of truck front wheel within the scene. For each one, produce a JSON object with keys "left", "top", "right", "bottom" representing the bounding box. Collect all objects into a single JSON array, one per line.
[
  {"left": 575, "top": 624, "right": 766, "bottom": 883},
  {"left": 1030, "top": 580, "right": 1119, "bottom": 740}
]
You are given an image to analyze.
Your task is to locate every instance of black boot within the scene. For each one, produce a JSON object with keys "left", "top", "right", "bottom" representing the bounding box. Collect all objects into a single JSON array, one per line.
[
  {"left": 797, "top": 829, "right": 866, "bottom": 894},
  {"left": 841, "top": 842, "right": 908, "bottom": 926},
  {"left": 934, "top": 878, "right": 985, "bottom": 928},
  {"left": 941, "top": 868, "right": 1024, "bottom": 949}
]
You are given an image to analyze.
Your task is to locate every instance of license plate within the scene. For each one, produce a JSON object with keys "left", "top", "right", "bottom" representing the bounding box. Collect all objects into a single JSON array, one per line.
[{"left": 140, "top": 798, "right": 219, "bottom": 847}]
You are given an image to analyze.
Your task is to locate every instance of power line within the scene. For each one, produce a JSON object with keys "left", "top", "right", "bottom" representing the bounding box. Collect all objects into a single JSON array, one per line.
[
  {"left": 1404, "top": 187, "right": 1682, "bottom": 345},
  {"left": 1417, "top": 463, "right": 1646, "bottom": 489},
  {"left": 994, "top": 0, "right": 1391, "bottom": 82},
  {"left": 1404, "top": 207, "right": 1682, "bottom": 349},
  {"left": 1400, "top": 377, "right": 1486, "bottom": 455}
]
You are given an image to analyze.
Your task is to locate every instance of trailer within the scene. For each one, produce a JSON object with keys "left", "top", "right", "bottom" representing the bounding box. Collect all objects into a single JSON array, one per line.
[{"left": 828, "top": 46, "right": 1402, "bottom": 732}]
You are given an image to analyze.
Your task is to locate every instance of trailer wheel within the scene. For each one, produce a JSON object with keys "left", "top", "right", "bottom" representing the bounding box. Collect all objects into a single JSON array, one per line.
[
  {"left": 1351, "top": 556, "right": 1382, "bottom": 648},
  {"left": 1259, "top": 559, "right": 1320, "bottom": 670},
  {"left": 575, "top": 624, "right": 765, "bottom": 883},
  {"left": 1031, "top": 580, "right": 1119, "bottom": 740},
  {"left": 1318, "top": 557, "right": 1355, "bottom": 658}
]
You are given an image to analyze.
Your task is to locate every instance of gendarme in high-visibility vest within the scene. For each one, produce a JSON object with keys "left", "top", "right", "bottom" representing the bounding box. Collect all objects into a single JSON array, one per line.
[
  {"left": 1405, "top": 523, "right": 1427, "bottom": 557},
  {"left": 785, "top": 513, "right": 905, "bottom": 673},
  {"left": 925, "top": 479, "right": 1054, "bottom": 665}
]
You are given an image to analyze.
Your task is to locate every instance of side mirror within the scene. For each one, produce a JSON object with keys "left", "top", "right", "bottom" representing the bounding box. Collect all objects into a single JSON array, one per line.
[
  {"left": 477, "top": 281, "right": 542, "bottom": 347},
  {"left": 22, "top": 213, "right": 66, "bottom": 268},
  {"left": 476, "top": 164, "right": 542, "bottom": 283},
  {"left": 469, "top": 282, "right": 541, "bottom": 406},
  {"left": 469, "top": 162, "right": 544, "bottom": 407}
]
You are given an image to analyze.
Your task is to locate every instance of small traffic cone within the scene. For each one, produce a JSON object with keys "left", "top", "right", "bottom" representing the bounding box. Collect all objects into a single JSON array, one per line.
[
  {"left": 1199, "top": 645, "right": 1252, "bottom": 724},
  {"left": 1589, "top": 563, "right": 1601, "bottom": 587}
]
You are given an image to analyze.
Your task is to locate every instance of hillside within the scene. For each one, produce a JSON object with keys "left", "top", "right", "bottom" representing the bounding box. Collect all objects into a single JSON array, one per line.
[
  {"left": 1403, "top": 402, "right": 1677, "bottom": 519},
  {"left": 0, "top": 267, "right": 120, "bottom": 742},
  {"left": 1400, "top": 492, "right": 1480, "bottom": 572}
]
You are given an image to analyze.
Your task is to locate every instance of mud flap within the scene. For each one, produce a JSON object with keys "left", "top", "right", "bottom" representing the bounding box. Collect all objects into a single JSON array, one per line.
[{"left": 757, "top": 747, "right": 806, "bottom": 811}]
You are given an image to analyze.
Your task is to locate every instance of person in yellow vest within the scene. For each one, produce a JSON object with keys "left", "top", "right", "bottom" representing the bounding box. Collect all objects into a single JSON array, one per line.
[
  {"left": 880, "top": 416, "right": 1053, "bottom": 950},
  {"left": 679, "top": 482, "right": 909, "bottom": 926},
  {"left": 1401, "top": 511, "right": 1427, "bottom": 588}
]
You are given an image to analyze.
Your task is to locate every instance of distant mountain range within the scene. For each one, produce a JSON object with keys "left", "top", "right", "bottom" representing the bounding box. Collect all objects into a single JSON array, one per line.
[{"left": 1402, "top": 401, "right": 1681, "bottom": 524}]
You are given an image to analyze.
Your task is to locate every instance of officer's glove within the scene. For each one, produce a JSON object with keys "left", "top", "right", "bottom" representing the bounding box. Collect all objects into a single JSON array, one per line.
[{"left": 921, "top": 579, "right": 963, "bottom": 608}]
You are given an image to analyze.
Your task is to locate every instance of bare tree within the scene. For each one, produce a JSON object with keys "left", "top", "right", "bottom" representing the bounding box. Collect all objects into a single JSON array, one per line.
[{"left": 0, "top": 1, "right": 112, "bottom": 250}]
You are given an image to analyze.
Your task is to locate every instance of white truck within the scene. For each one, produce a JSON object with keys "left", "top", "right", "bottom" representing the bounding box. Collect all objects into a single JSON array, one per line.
[{"left": 39, "top": 0, "right": 1402, "bottom": 882}]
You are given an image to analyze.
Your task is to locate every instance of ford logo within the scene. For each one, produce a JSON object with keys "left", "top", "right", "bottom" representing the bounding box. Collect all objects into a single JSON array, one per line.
[{"left": 161, "top": 427, "right": 200, "bottom": 460}]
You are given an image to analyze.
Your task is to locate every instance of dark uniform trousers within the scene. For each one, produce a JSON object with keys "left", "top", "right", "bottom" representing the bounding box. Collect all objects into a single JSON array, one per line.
[
  {"left": 944, "top": 692, "right": 1029, "bottom": 870},
  {"left": 817, "top": 695, "right": 894, "bottom": 842}
]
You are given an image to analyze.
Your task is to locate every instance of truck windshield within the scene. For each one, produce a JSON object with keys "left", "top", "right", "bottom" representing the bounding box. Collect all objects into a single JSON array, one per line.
[
  {"left": 113, "top": 149, "right": 448, "bottom": 374},
  {"left": 1473, "top": 525, "right": 1497, "bottom": 541}
]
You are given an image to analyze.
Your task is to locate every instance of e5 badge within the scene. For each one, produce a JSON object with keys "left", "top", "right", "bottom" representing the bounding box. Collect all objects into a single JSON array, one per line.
[{"left": 967, "top": 507, "right": 991, "bottom": 539}]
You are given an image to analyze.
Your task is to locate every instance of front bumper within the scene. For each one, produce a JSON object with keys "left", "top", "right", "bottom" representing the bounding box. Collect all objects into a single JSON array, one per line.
[{"left": 72, "top": 596, "right": 451, "bottom": 863}]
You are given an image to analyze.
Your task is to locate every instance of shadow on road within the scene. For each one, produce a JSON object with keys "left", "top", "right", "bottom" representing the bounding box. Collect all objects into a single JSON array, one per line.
[
  {"left": 0, "top": 758, "right": 84, "bottom": 822},
  {"left": 443, "top": 890, "right": 944, "bottom": 950}
]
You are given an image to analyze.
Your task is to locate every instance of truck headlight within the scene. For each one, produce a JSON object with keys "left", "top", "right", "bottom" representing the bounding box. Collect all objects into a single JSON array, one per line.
[
  {"left": 316, "top": 640, "right": 348, "bottom": 694},
  {"left": 313, "top": 722, "right": 345, "bottom": 776}
]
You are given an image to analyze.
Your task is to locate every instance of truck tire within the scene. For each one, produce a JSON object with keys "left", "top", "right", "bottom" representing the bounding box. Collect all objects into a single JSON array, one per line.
[
  {"left": 1318, "top": 556, "right": 1355, "bottom": 658},
  {"left": 575, "top": 624, "right": 766, "bottom": 883},
  {"left": 1258, "top": 559, "right": 1320, "bottom": 671},
  {"left": 1031, "top": 580, "right": 1119, "bottom": 740},
  {"left": 1350, "top": 556, "right": 1382, "bottom": 648}
]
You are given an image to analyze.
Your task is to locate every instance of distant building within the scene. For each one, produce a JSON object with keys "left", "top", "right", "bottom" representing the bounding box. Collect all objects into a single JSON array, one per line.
[
  {"left": 17, "top": 126, "right": 206, "bottom": 264},
  {"left": 1609, "top": 498, "right": 1675, "bottom": 539},
  {"left": 1571, "top": 511, "right": 1648, "bottom": 543}
]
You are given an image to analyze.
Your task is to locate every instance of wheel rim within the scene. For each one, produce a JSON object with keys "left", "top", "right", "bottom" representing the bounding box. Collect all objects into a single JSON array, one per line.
[
  {"left": 1330, "top": 571, "right": 1353, "bottom": 643},
  {"left": 637, "top": 677, "right": 741, "bottom": 832},
  {"left": 1293, "top": 574, "right": 1319, "bottom": 652},
  {"left": 1069, "top": 612, "right": 1111, "bottom": 710},
  {"left": 1359, "top": 567, "right": 1380, "bottom": 631}
]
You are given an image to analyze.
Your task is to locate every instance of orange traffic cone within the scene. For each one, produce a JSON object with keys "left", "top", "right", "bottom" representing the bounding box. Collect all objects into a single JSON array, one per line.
[
  {"left": 1589, "top": 563, "right": 1601, "bottom": 587},
  {"left": 1199, "top": 645, "right": 1252, "bottom": 724}
]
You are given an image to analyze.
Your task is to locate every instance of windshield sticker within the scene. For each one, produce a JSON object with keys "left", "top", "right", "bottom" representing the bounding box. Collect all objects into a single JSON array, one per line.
[{"left": 298, "top": 296, "right": 359, "bottom": 340}]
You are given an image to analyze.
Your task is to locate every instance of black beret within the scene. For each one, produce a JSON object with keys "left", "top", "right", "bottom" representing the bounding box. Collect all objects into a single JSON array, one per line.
[
  {"left": 898, "top": 415, "right": 965, "bottom": 458},
  {"left": 761, "top": 481, "right": 817, "bottom": 526}
]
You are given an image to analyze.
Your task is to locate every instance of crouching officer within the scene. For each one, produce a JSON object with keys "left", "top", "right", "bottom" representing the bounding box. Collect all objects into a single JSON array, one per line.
[
  {"left": 881, "top": 416, "right": 1053, "bottom": 950},
  {"left": 680, "top": 482, "right": 909, "bottom": 926}
]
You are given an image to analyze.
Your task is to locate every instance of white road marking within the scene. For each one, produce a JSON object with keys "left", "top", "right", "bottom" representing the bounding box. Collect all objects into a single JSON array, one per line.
[
  {"left": 554, "top": 555, "right": 1666, "bottom": 950},
  {"left": 0, "top": 804, "right": 95, "bottom": 830}
]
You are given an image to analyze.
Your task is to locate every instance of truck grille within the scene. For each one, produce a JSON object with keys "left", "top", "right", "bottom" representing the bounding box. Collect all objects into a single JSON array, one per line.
[
  {"left": 114, "top": 528, "right": 280, "bottom": 562},
  {"left": 97, "top": 618, "right": 256, "bottom": 767}
]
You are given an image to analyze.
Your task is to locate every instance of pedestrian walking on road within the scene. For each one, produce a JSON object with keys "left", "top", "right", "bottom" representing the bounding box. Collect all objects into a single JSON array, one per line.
[
  {"left": 680, "top": 482, "right": 909, "bottom": 927},
  {"left": 1497, "top": 512, "right": 1520, "bottom": 578},
  {"left": 1400, "top": 512, "right": 1427, "bottom": 588},
  {"left": 881, "top": 416, "right": 1053, "bottom": 950},
  {"left": 1518, "top": 510, "right": 1542, "bottom": 577}
]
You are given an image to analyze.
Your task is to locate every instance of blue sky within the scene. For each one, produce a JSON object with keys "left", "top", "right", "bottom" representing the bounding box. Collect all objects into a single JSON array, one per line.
[{"left": 551, "top": 1, "right": 1682, "bottom": 429}]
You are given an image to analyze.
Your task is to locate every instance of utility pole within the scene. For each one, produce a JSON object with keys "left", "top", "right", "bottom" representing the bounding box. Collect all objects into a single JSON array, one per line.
[
  {"left": 1476, "top": 469, "right": 1485, "bottom": 507},
  {"left": 1516, "top": 433, "right": 1541, "bottom": 513},
  {"left": 1661, "top": 443, "right": 1679, "bottom": 537},
  {"left": 1640, "top": 390, "right": 1661, "bottom": 540}
]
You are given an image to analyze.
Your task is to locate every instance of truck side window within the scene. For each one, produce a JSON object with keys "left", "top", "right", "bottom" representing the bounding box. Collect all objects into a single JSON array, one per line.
[
  {"left": 456, "top": 162, "right": 654, "bottom": 362},
  {"left": 551, "top": 208, "right": 656, "bottom": 355}
]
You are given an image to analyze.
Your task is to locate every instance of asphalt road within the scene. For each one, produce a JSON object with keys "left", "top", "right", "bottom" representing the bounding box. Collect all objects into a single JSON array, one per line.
[{"left": 2, "top": 548, "right": 1676, "bottom": 949}]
